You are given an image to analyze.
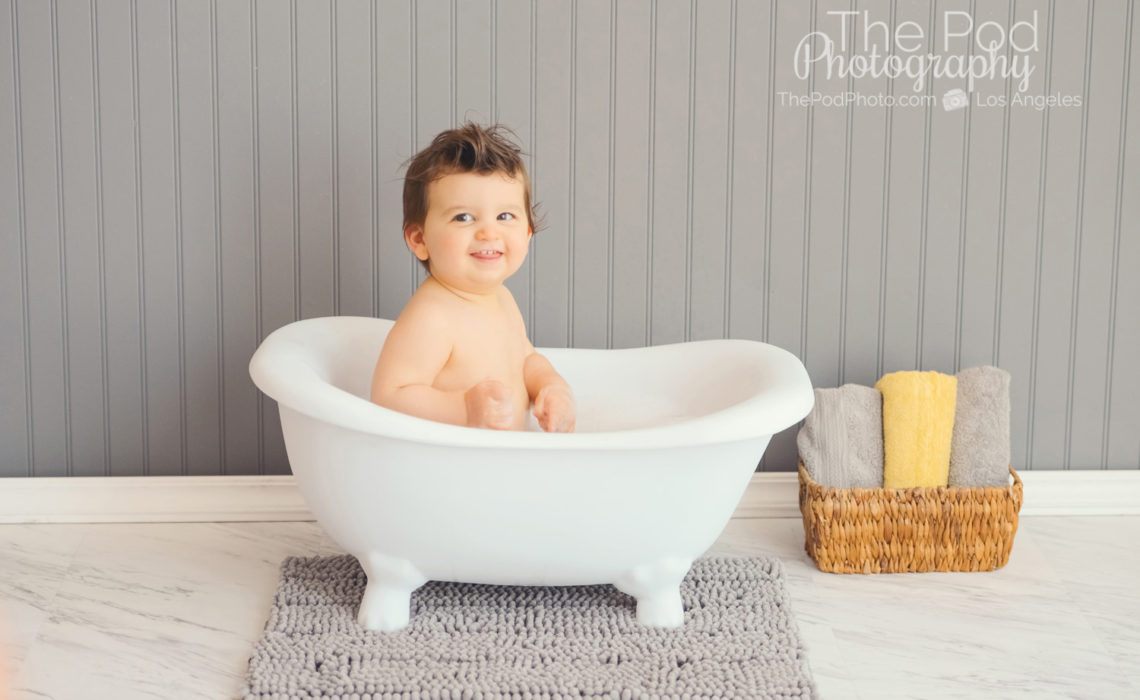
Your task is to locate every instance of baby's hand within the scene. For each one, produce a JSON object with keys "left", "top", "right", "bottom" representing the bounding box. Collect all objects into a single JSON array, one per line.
[
  {"left": 464, "top": 380, "right": 515, "bottom": 430},
  {"left": 533, "top": 384, "right": 576, "bottom": 433}
]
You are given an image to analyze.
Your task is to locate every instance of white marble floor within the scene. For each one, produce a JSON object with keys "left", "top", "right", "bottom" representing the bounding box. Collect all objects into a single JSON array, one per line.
[{"left": 1, "top": 515, "right": 1138, "bottom": 700}]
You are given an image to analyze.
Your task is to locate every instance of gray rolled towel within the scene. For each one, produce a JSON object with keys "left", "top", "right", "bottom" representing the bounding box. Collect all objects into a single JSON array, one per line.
[
  {"left": 949, "top": 366, "right": 1012, "bottom": 487},
  {"left": 796, "top": 384, "right": 883, "bottom": 488}
]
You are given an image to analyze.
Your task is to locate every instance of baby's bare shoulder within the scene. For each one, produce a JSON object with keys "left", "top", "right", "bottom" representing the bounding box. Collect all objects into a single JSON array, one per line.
[
  {"left": 393, "top": 285, "right": 460, "bottom": 336},
  {"left": 496, "top": 285, "right": 532, "bottom": 345},
  {"left": 495, "top": 285, "right": 526, "bottom": 321},
  {"left": 375, "top": 288, "right": 456, "bottom": 387}
]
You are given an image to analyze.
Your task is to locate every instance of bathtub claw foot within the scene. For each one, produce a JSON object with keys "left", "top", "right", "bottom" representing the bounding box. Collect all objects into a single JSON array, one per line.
[
  {"left": 634, "top": 589, "right": 685, "bottom": 628},
  {"left": 356, "top": 552, "right": 427, "bottom": 633},
  {"left": 614, "top": 556, "right": 692, "bottom": 629}
]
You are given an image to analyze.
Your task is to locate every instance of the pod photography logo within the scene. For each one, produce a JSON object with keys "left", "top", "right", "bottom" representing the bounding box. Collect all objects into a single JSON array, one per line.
[{"left": 779, "top": 9, "right": 1084, "bottom": 112}]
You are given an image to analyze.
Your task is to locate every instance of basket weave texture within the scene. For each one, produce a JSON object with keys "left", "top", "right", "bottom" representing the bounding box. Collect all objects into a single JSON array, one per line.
[{"left": 798, "top": 461, "right": 1023, "bottom": 574}]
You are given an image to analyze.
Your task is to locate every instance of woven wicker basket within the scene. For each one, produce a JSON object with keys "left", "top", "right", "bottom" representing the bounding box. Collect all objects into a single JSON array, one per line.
[{"left": 798, "top": 461, "right": 1024, "bottom": 574}]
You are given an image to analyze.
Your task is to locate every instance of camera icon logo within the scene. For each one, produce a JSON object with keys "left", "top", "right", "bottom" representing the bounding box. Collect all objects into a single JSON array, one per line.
[{"left": 942, "top": 88, "right": 969, "bottom": 112}]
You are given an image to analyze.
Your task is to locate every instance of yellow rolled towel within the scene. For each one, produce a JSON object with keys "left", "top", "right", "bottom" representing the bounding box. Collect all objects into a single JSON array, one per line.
[{"left": 875, "top": 370, "right": 957, "bottom": 488}]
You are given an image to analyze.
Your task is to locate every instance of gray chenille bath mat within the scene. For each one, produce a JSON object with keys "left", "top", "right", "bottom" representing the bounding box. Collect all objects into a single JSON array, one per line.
[{"left": 241, "top": 554, "right": 817, "bottom": 699}]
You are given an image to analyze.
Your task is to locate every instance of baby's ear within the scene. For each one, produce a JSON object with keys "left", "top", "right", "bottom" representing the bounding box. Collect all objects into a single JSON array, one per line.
[{"left": 404, "top": 224, "right": 429, "bottom": 261}]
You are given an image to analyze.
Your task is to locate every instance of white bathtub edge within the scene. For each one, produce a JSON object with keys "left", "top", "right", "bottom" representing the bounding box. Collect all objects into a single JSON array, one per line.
[{"left": 0, "top": 469, "right": 1138, "bottom": 523}]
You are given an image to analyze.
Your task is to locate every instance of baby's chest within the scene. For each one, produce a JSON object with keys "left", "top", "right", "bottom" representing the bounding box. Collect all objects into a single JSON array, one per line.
[{"left": 436, "top": 323, "right": 530, "bottom": 385}]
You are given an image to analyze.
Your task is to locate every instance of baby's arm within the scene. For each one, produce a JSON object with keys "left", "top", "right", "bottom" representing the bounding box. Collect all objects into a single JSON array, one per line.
[
  {"left": 524, "top": 349, "right": 575, "bottom": 433},
  {"left": 370, "top": 311, "right": 467, "bottom": 425},
  {"left": 371, "top": 310, "right": 514, "bottom": 429}
]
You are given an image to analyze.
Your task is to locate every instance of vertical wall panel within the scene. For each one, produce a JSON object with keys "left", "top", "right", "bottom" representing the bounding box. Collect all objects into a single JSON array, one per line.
[
  {"left": 919, "top": 0, "right": 968, "bottom": 373},
  {"left": 688, "top": 0, "right": 732, "bottom": 343},
  {"left": 412, "top": 0, "right": 453, "bottom": 293},
  {"left": 136, "top": 0, "right": 182, "bottom": 476},
  {"left": 1107, "top": 1, "right": 1140, "bottom": 469},
  {"left": 254, "top": 0, "right": 296, "bottom": 475},
  {"left": 766, "top": 0, "right": 810, "bottom": 358},
  {"left": 726, "top": 0, "right": 771, "bottom": 345},
  {"left": 216, "top": 0, "right": 259, "bottom": 475},
  {"left": 96, "top": 0, "right": 146, "bottom": 477},
  {"left": 0, "top": 0, "right": 30, "bottom": 476},
  {"left": 413, "top": 2, "right": 452, "bottom": 160},
  {"left": 375, "top": 0, "right": 413, "bottom": 321},
  {"left": 570, "top": 0, "right": 611, "bottom": 348},
  {"left": 496, "top": 0, "right": 535, "bottom": 319},
  {"left": 16, "top": 0, "right": 69, "bottom": 476},
  {"left": 296, "top": 0, "right": 334, "bottom": 321},
  {"left": 609, "top": 0, "right": 651, "bottom": 349},
  {"left": 998, "top": 0, "right": 1050, "bottom": 472},
  {"left": 841, "top": 0, "right": 891, "bottom": 387},
  {"left": 532, "top": 0, "right": 571, "bottom": 347},
  {"left": 761, "top": 0, "right": 812, "bottom": 469},
  {"left": 455, "top": 0, "right": 492, "bottom": 124},
  {"left": 1030, "top": 0, "right": 1090, "bottom": 470},
  {"left": 958, "top": 1, "right": 1013, "bottom": 373},
  {"left": 58, "top": 0, "right": 106, "bottom": 476},
  {"left": 649, "top": 0, "right": 692, "bottom": 346},
  {"left": 175, "top": 0, "right": 223, "bottom": 476},
  {"left": 334, "top": 0, "right": 377, "bottom": 319},
  {"left": 3, "top": 0, "right": 1139, "bottom": 477},
  {"left": 1068, "top": 0, "right": 1130, "bottom": 470},
  {"left": 804, "top": 0, "right": 849, "bottom": 390},
  {"left": 879, "top": 0, "right": 929, "bottom": 374}
]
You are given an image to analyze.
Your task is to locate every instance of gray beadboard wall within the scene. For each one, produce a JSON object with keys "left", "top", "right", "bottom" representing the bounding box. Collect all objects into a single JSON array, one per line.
[{"left": 2, "top": 0, "right": 1138, "bottom": 478}]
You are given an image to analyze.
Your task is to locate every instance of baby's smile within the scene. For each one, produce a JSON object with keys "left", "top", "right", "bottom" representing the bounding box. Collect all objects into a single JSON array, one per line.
[{"left": 471, "top": 249, "right": 503, "bottom": 262}]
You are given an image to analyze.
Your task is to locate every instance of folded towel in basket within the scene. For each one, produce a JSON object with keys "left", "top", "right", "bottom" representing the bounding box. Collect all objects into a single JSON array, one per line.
[
  {"left": 949, "top": 366, "right": 1012, "bottom": 487},
  {"left": 875, "top": 370, "right": 957, "bottom": 488},
  {"left": 796, "top": 385, "right": 884, "bottom": 488}
]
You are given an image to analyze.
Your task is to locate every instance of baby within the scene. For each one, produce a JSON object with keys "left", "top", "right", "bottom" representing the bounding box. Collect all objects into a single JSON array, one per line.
[{"left": 370, "top": 123, "right": 576, "bottom": 432}]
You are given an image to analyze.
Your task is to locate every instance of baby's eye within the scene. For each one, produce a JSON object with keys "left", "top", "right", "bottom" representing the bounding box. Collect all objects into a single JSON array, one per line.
[
  {"left": 497, "top": 212, "right": 516, "bottom": 221},
  {"left": 453, "top": 213, "right": 473, "bottom": 223}
]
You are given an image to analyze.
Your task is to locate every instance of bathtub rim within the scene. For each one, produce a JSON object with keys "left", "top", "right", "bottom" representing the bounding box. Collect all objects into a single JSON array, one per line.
[{"left": 249, "top": 316, "right": 814, "bottom": 451}]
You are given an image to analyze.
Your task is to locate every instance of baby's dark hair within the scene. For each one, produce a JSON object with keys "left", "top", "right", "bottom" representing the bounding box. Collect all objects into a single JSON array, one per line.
[{"left": 402, "top": 123, "right": 543, "bottom": 271}]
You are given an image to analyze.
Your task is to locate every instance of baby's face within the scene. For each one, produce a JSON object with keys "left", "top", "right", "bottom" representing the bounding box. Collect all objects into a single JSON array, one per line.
[{"left": 405, "top": 171, "right": 532, "bottom": 294}]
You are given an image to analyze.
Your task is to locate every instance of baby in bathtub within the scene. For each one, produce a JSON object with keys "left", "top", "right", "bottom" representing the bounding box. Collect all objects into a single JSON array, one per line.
[{"left": 369, "top": 123, "right": 576, "bottom": 432}]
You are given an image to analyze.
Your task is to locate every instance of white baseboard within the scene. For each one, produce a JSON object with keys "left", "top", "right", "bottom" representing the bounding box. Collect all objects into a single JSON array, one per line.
[
  {"left": 0, "top": 475, "right": 311, "bottom": 524},
  {"left": 1, "top": 469, "right": 1137, "bottom": 524}
]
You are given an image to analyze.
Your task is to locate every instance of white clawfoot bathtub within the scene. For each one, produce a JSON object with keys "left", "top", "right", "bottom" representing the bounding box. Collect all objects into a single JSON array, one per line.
[{"left": 249, "top": 316, "right": 813, "bottom": 632}]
